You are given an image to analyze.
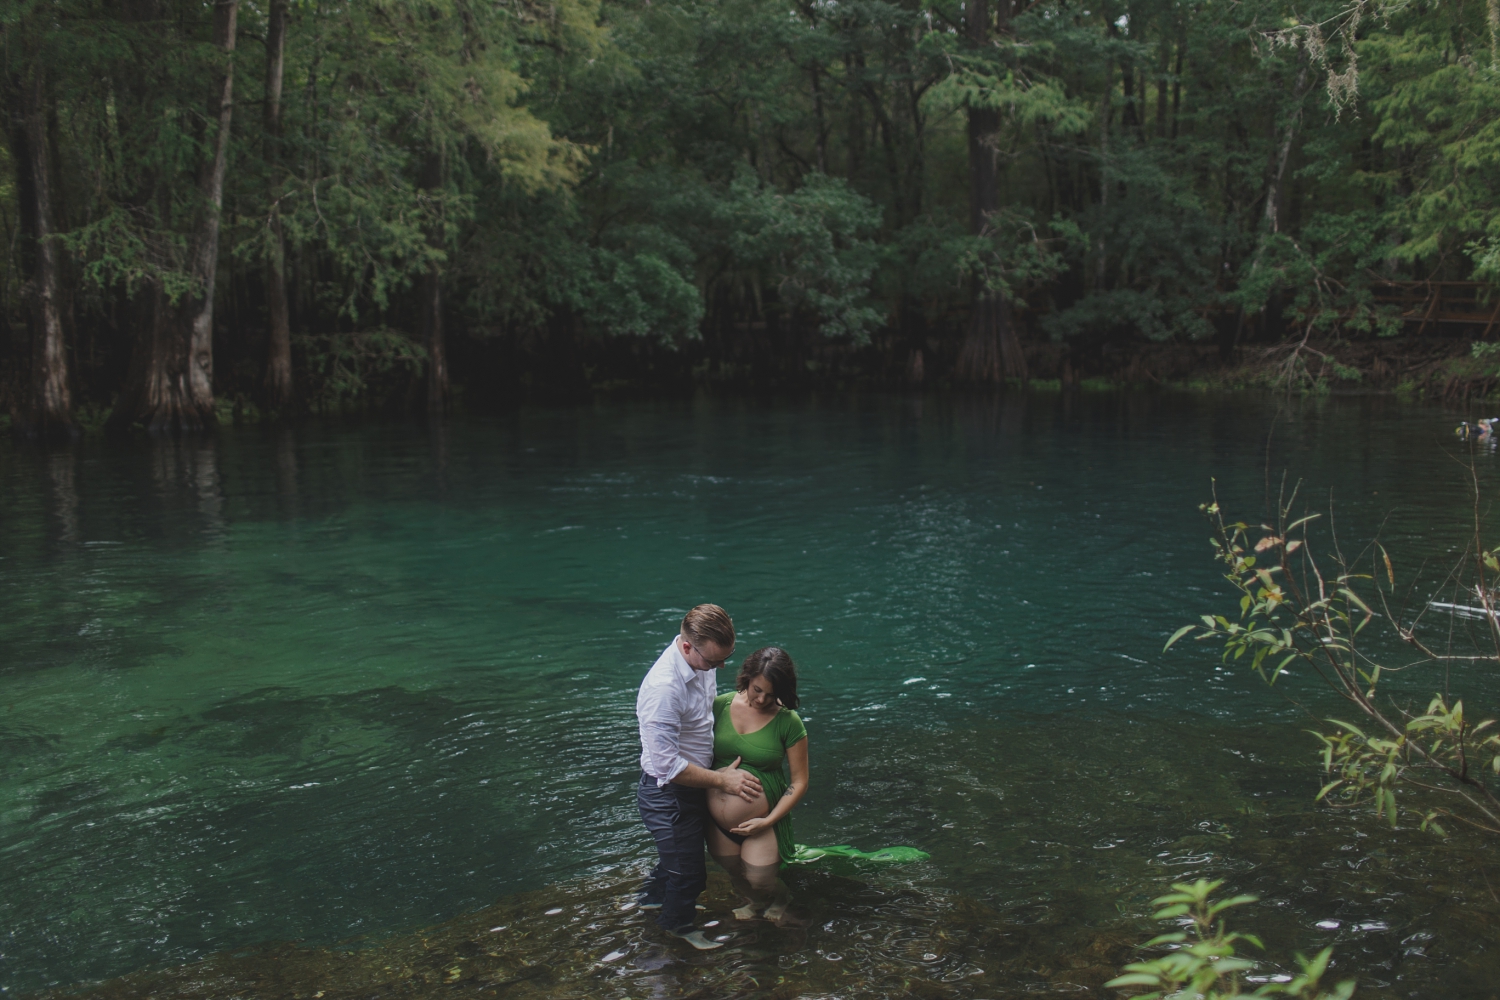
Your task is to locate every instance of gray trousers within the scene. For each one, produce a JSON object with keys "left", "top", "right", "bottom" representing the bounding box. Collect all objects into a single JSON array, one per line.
[{"left": 636, "top": 772, "right": 707, "bottom": 931}]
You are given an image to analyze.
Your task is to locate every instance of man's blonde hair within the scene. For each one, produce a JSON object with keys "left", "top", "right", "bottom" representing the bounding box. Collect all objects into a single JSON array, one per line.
[{"left": 681, "top": 604, "right": 735, "bottom": 650}]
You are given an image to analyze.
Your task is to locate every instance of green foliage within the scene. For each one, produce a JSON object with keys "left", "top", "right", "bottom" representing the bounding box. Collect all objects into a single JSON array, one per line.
[
  {"left": 723, "top": 173, "right": 885, "bottom": 342},
  {"left": 902, "top": 210, "right": 1069, "bottom": 321},
  {"left": 587, "top": 247, "right": 705, "bottom": 343},
  {"left": 1363, "top": 6, "right": 1500, "bottom": 277},
  {"left": 60, "top": 209, "right": 198, "bottom": 303},
  {"left": 1229, "top": 214, "right": 1405, "bottom": 340},
  {"left": 1468, "top": 237, "right": 1500, "bottom": 285},
  {"left": 255, "top": 0, "right": 593, "bottom": 322},
  {"left": 1107, "top": 879, "right": 1355, "bottom": 1000},
  {"left": 8, "top": 0, "right": 1500, "bottom": 407},
  {"left": 294, "top": 329, "right": 427, "bottom": 411},
  {"left": 33, "top": 0, "right": 242, "bottom": 301},
  {"left": 1172, "top": 487, "right": 1500, "bottom": 835},
  {"left": 922, "top": 12, "right": 1094, "bottom": 135},
  {"left": 1313, "top": 695, "right": 1500, "bottom": 835},
  {"left": 2, "top": 0, "right": 596, "bottom": 408}
]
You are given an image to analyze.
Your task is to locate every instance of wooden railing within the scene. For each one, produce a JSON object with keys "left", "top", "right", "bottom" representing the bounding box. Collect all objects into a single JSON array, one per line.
[{"left": 1371, "top": 281, "right": 1500, "bottom": 336}]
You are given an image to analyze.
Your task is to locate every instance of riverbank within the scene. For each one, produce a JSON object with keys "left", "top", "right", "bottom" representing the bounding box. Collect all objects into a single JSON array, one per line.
[
  {"left": 6, "top": 333, "right": 1497, "bottom": 438},
  {"left": 1019, "top": 335, "right": 1499, "bottom": 398}
]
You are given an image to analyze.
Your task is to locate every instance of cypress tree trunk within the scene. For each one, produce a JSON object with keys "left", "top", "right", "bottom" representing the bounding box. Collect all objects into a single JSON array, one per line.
[
  {"left": 1095, "top": 39, "right": 1112, "bottom": 294},
  {"left": 18, "top": 53, "right": 75, "bottom": 437},
  {"left": 1155, "top": 35, "right": 1170, "bottom": 139},
  {"left": 1262, "top": 62, "right": 1309, "bottom": 235},
  {"left": 114, "top": 284, "right": 183, "bottom": 430},
  {"left": 185, "top": 0, "right": 238, "bottom": 414},
  {"left": 112, "top": 0, "right": 237, "bottom": 432},
  {"left": 864, "top": 90, "right": 905, "bottom": 225},
  {"left": 956, "top": 0, "right": 1027, "bottom": 384},
  {"left": 421, "top": 156, "right": 448, "bottom": 416},
  {"left": 811, "top": 64, "right": 828, "bottom": 173},
  {"left": 905, "top": 74, "right": 926, "bottom": 216},
  {"left": 846, "top": 51, "right": 865, "bottom": 179},
  {"left": 1170, "top": 37, "right": 1184, "bottom": 140},
  {"left": 263, "top": 0, "right": 294, "bottom": 411},
  {"left": 1490, "top": 0, "right": 1499, "bottom": 67},
  {"left": 422, "top": 263, "right": 448, "bottom": 415}
]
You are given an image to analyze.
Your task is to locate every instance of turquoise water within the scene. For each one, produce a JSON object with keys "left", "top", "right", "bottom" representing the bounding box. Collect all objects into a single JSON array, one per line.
[{"left": 3, "top": 393, "right": 1499, "bottom": 999}]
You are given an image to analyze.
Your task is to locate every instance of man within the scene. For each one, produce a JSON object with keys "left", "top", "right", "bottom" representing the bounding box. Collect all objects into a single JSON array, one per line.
[{"left": 636, "top": 603, "right": 762, "bottom": 949}]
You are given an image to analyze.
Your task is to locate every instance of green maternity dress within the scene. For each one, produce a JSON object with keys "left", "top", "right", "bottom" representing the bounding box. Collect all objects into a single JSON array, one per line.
[{"left": 711, "top": 692, "right": 806, "bottom": 866}]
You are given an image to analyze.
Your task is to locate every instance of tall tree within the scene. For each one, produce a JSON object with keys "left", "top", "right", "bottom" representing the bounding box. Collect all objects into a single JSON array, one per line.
[
  {"left": 263, "top": 0, "right": 293, "bottom": 411},
  {"left": 17, "top": 37, "right": 74, "bottom": 435},
  {"left": 111, "top": 0, "right": 239, "bottom": 431},
  {"left": 956, "top": 0, "right": 1028, "bottom": 383},
  {"left": 185, "top": 0, "right": 238, "bottom": 413},
  {"left": 421, "top": 155, "right": 449, "bottom": 416}
]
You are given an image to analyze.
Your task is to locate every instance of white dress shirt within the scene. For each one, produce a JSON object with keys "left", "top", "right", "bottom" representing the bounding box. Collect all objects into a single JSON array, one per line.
[{"left": 637, "top": 638, "right": 717, "bottom": 786}]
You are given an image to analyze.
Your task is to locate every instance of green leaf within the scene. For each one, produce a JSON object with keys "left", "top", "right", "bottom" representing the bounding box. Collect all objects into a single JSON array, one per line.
[
  {"left": 1143, "top": 932, "right": 1188, "bottom": 947},
  {"left": 1327, "top": 719, "right": 1368, "bottom": 739},
  {"left": 1300, "top": 945, "right": 1333, "bottom": 981},
  {"left": 1207, "top": 894, "right": 1260, "bottom": 916},
  {"left": 1164, "top": 624, "right": 1196, "bottom": 651},
  {"left": 1339, "top": 588, "right": 1373, "bottom": 616},
  {"left": 1104, "top": 973, "right": 1163, "bottom": 987}
]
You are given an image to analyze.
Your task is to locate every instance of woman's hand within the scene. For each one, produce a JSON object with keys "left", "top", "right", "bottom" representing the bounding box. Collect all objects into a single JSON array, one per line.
[{"left": 730, "top": 816, "right": 771, "bottom": 836}]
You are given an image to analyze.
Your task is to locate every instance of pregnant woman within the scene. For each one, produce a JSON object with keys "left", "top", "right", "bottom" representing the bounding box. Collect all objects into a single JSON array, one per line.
[{"left": 707, "top": 646, "right": 808, "bottom": 922}]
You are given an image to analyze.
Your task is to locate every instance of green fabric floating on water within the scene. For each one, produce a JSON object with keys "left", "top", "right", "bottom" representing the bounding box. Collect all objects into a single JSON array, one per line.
[{"left": 790, "top": 844, "right": 930, "bottom": 864}]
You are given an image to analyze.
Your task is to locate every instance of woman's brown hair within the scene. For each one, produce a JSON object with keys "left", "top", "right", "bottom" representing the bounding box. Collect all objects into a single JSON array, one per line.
[{"left": 736, "top": 647, "right": 799, "bottom": 710}]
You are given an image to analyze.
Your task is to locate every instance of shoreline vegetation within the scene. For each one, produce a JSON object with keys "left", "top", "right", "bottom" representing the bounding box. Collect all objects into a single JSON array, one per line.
[
  {"left": 4, "top": 333, "right": 1497, "bottom": 437},
  {"left": 3, "top": 0, "right": 1496, "bottom": 436}
]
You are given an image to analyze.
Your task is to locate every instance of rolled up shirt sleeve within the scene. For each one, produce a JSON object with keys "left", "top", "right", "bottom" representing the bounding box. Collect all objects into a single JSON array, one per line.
[{"left": 638, "top": 684, "right": 690, "bottom": 786}]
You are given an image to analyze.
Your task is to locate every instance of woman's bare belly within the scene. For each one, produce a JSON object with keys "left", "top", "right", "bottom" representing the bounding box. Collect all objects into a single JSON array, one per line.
[{"left": 708, "top": 784, "right": 770, "bottom": 833}]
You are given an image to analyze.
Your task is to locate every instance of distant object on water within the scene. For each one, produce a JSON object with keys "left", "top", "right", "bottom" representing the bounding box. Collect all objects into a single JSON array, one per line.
[
  {"left": 1454, "top": 418, "right": 1499, "bottom": 441},
  {"left": 1428, "top": 600, "right": 1499, "bottom": 620},
  {"left": 1428, "top": 585, "right": 1500, "bottom": 620}
]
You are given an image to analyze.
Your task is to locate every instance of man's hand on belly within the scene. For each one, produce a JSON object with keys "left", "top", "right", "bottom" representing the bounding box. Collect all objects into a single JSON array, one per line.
[{"left": 717, "top": 757, "right": 762, "bottom": 801}]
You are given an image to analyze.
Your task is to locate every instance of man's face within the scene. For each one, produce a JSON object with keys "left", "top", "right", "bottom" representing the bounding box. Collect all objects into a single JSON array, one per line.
[{"left": 680, "top": 636, "right": 733, "bottom": 672}]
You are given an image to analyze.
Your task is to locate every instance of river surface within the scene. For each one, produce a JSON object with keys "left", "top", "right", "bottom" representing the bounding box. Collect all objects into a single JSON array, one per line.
[{"left": 3, "top": 391, "right": 1499, "bottom": 1000}]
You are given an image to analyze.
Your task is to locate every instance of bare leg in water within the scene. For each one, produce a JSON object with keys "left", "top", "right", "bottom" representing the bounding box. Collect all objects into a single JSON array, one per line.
[{"left": 708, "top": 785, "right": 790, "bottom": 921}]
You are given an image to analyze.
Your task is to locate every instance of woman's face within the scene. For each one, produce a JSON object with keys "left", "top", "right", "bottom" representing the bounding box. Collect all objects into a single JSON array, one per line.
[{"left": 744, "top": 673, "right": 777, "bottom": 711}]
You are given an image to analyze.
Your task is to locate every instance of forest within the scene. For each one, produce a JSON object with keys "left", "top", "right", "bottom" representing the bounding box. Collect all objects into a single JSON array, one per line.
[{"left": 1, "top": 0, "right": 1495, "bottom": 433}]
